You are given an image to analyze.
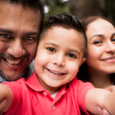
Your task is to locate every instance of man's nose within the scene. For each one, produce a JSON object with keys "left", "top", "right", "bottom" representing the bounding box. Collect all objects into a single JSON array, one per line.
[{"left": 7, "top": 39, "right": 25, "bottom": 58}]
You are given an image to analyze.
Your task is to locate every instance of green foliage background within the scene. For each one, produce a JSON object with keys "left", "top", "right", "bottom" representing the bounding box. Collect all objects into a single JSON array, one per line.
[{"left": 44, "top": 0, "right": 115, "bottom": 24}]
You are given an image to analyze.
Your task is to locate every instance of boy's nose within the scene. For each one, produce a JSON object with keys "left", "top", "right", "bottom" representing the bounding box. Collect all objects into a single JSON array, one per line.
[
  {"left": 7, "top": 39, "right": 26, "bottom": 58},
  {"left": 52, "top": 53, "right": 65, "bottom": 67}
]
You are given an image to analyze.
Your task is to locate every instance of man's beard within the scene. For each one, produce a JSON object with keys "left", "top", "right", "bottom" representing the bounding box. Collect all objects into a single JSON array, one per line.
[
  {"left": 0, "top": 67, "right": 26, "bottom": 81},
  {"left": 0, "top": 53, "right": 30, "bottom": 81}
]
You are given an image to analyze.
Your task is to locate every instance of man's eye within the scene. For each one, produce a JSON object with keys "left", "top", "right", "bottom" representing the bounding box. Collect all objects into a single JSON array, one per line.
[
  {"left": 0, "top": 34, "right": 11, "bottom": 38},
  {"left": 24, "top": 36, "right": 37, "bottom": 44},
  {"left": 25, "top": 36, "right": 34, "bottom": 40},
  {"left": 67, "top": 53, "right": 76, "bottom": 58},
  {"left": 0, "top": 34, "right": 12, "bottom": 42},
  {"left": 47, "top": 47, "right": 56, "bottom": 52}
]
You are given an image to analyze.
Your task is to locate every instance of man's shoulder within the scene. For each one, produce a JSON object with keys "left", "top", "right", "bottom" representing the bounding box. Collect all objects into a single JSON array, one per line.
[
  {"left": 0, "top": 75, "right": 6, "bottom": 83},
  {"left": 24, "top": 60, "right": 35, "bottom": 79}
]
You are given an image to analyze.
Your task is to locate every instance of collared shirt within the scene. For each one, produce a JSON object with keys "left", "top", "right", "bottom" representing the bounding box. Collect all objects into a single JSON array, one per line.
[
  {"left": 3, "top": 71, "right": 94, "bottom": 115},
  {"left": 0, "top": 61, "right": 34, "bottom": 83}
]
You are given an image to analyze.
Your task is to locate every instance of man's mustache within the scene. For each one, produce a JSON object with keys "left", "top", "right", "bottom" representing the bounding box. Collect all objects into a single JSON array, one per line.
[{"left": 0, "top": 53, "right": 30, "bottom": 60}]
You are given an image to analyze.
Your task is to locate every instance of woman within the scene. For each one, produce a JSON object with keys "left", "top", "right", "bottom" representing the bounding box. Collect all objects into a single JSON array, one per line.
[
  {"left": 78, "top": 16, "right": 115, "bottom": 115},
  {"left": 78, "top": 16, "right": 115, "bottom": 88}
]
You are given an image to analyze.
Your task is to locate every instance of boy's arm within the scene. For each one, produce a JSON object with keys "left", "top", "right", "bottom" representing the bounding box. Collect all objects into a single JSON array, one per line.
[
  {"left": 85, "top": 88, "right": 111, "bottom": 114},
  {"left": 0, "top": 84, "right": 13, "bottom": 114}
]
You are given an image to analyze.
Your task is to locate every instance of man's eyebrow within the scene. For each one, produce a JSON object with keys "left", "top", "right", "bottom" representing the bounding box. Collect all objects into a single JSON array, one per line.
[
  {"left": 0, "top": 28, "right": 39, "bottom": 35},
  {"left": 0, "top": 28, "right": 13, "bottom": 34},
  {"left": 25, "top": 32, "right": 39, "bottom": 36}
]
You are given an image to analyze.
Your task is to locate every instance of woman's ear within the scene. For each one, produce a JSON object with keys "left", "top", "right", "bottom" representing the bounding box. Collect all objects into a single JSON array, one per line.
[{"left": 80, "top": 58, "right": 86, "bottom": 66}]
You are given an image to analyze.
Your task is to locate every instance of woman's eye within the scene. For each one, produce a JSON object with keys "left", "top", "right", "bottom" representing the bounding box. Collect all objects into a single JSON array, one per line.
[
  {"left": 93, "top": 41, "right": 102, "bottom": 44},
  {"left": 47, "top": 47, "right": 56, "bottom": 52},
  {"left": 112, "top": 38, "right": 115, "bottom": 41},
  {"left": 67, "top": 53, "right": 76, "bottom": 58}
]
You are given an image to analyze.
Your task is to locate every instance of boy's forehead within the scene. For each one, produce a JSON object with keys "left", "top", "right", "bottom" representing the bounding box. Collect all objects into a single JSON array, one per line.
[{"left": 40, "top": 26, "right": 85, "bottom": 50}]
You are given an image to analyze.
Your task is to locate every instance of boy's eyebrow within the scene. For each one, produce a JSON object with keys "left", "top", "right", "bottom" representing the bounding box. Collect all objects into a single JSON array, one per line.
[{"left": 68, "top": 48, "right": 80, "bottom": 55}]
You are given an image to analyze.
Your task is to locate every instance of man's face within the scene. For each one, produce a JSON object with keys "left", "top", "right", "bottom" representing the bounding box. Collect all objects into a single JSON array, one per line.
[{"left": 0, "top": 2, "right": 41, "bottom": 80}]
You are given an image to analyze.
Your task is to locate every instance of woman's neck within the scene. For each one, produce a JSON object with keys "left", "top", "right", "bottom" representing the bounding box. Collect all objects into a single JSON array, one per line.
[{"left": 87, "top": 67, "right": 113, "bottom": 88}]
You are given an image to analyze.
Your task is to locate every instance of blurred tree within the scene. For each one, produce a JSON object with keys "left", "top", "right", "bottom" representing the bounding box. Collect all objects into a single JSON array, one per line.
[
  {"left": 105, "top": 0, "right": 115, "bottom": 23},
  {"left": 44, "top": 0, "right": 70, "bottom": 20},
  {"left": 44, "top": 0, "right": 115, "bottom": 23},
  {"left": 69, "top": 0, "right": 105, "bottom": 19}
]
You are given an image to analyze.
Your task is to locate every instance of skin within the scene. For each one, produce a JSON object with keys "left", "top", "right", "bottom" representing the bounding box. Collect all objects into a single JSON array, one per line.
[
  {"left": 34, "top": 26, "right": 85, "bottom": 94},
  {"left": 85, "top": 19, "right": 115, "bottom": 88},
  {"left": 0, "top": 2, "right": 41, "bottom": 81},
  {"left": 1, "top": 26, "right": 115, "bottom": 115}
]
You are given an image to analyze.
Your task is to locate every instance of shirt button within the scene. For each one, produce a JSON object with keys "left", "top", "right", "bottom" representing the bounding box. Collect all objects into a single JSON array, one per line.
[
  {"left": 52, "top": 105, "right": 55, "bottom": 109},
  {"left": 43, "top": 92, "right": 47, "bottom": 96}
]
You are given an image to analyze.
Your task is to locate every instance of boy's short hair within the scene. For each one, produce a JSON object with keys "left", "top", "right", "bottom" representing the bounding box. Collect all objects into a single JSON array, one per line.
[
  {"left": 0, "top": 0, "right": 44, "bottom": 32},
  {"left": 40, "top": 14, "right": 87, "bottom": 50}
]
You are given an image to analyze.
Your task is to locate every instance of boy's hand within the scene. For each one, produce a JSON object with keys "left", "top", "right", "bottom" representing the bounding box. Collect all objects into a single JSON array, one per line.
[{"left": 0, "top": 99, "right": 6, "bottom": 115}]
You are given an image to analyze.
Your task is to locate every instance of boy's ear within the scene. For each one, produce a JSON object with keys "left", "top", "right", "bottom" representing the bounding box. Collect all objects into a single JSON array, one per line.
[{"left": 80, "top": 58, "right": 86, "bottom": 66}]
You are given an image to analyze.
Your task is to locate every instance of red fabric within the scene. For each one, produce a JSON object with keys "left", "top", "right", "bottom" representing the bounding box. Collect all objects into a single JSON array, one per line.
[{"left": 3, "top": 71, "right": 94, "bottom": 115}]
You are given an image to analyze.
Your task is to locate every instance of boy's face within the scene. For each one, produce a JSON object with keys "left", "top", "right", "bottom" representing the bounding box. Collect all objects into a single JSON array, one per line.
[{"left": 34, "top": 26, "right": 85, "bottom": 92}]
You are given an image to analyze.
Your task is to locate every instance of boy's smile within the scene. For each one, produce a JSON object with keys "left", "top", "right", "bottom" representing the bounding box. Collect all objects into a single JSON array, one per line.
[{"left": 34, "top": 26, "right": 85, "bottom": 94}]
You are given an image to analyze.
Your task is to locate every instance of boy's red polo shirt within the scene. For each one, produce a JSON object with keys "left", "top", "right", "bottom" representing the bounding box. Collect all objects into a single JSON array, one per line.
[{"left": 3, "top": 71, "right": 94, "bottom": 115}]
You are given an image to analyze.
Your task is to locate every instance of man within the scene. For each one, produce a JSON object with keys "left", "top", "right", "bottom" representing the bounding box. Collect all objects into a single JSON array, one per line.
[{"left": 0, "top": 0, "right": 44, "bottom": 83}]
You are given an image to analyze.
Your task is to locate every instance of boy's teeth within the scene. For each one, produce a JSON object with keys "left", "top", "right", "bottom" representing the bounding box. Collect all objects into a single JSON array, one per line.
[
  {"left": 6, "top": 59, "right": 21, "bottom": 65},
  {"left": 49, "top": 69, "right": 63, "bottom": 75}
]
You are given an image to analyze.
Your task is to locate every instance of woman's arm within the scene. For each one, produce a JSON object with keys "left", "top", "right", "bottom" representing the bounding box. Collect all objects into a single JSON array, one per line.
[{"left": 0, "top": 84, "right": 13, "bottom": 114}]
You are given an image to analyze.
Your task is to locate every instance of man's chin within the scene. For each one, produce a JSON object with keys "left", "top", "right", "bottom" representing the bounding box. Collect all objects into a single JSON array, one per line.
[{"left": 0, "top": 70, "right": 25, "bottom": 81}]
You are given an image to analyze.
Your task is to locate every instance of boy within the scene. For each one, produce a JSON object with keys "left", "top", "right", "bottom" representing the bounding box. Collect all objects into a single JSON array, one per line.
[{"left": 0, "top": 14, "right": 114, "bottom": 115}]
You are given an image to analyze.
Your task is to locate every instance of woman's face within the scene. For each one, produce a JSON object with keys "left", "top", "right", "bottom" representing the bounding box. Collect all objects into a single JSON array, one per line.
[{"left": 86, "top": 18, "right": 115, "bottom": 73}]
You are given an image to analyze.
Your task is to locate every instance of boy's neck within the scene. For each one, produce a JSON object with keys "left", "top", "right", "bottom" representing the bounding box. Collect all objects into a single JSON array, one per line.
[{"left": 87, "top": 67, "right": 113, "bottom": 88}]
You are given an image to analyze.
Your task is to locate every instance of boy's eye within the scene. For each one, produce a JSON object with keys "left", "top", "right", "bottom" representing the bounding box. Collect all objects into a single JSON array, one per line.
[
  {"left": 67, "top": 53, "right": 76, "bottom": 58},
  {"left": 93, "top": 41, "right": 102, "bottom": 44},
  {"left": 47, "top": 47, "right": 56, "bottom": 52}
]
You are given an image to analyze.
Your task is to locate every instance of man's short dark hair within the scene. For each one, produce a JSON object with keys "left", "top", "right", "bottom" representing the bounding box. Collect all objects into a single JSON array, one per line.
[{"left": 0, "top": 0, "right": 45, "bottom": 32}]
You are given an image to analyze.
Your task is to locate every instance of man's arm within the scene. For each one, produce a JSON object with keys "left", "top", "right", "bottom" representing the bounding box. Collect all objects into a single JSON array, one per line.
[{"left": 0, "top": 84, "right": 13, "bottom": 114}]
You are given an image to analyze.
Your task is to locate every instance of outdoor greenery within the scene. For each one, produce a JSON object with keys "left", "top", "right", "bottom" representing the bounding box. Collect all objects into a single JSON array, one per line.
[{"left": 44, "top": 0, "right": 115, "bottom": 23}]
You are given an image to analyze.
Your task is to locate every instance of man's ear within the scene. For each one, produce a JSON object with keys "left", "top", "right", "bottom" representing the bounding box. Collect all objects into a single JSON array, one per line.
[{"left": 80, "top": 58, "right": 86, "bottom": 66}]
